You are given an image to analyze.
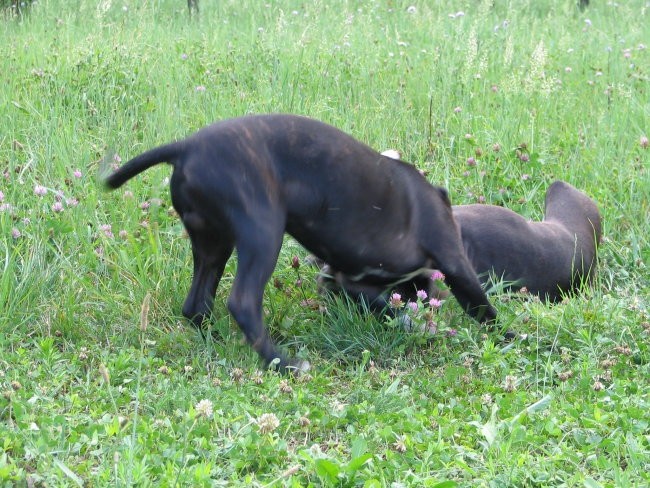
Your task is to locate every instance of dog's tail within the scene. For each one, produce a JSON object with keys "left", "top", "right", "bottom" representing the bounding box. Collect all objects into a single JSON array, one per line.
[{"left": 103, "top": 140, "right": 185, "bottom": 189}]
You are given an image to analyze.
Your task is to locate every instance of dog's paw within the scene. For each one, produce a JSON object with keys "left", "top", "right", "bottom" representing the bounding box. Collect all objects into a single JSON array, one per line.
[
  {"left": 268, "top": 357, "right": 311, "bottom": 375},
  {"left": 286, "top": 360, "right": 311, "bottom": 375}
]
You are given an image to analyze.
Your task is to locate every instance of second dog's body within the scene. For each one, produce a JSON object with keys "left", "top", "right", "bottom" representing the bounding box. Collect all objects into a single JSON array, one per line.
[
  {"left": 453, "top": 181, "right": 601, "bottom": 300},
  {"left": 104, "top": 114, "right": 496, "bottom": 371}
]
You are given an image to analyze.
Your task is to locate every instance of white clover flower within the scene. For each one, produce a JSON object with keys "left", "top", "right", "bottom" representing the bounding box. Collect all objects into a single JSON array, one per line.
[
  {"left": 256, "top": 413, "right": 280, "bottom": 434},
  {"left": 195, "top": 399, "right": 214, "bottom": 418}
]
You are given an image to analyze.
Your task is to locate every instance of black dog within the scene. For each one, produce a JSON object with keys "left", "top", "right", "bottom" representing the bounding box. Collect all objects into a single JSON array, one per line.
[
  {"left": 104, "top": 114, "right": 496, "bottom": 371},
  {"left": 319, "top": 181, "right": 601, "bottom": 304}
]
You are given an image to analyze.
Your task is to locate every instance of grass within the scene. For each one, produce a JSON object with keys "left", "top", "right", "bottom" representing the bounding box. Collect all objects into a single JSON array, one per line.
[{"left": 1, "top": 0, "right": 648, "bottom": 485}]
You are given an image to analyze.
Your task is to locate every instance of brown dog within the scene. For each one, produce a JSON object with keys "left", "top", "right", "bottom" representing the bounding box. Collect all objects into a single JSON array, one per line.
[
  {"left": 452, "top": 181, "right": 601, "bottom": 300},
  {"left": 104, "top": 114, "right": 496, "bottom": 371},
  {"left": 319, "top": 181, "right": 601, "bottom": 304}
]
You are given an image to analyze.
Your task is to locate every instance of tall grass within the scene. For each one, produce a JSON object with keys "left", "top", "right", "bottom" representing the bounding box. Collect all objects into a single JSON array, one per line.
[{"left": 0, "top": 0, "right": 648, "bottom": 485}]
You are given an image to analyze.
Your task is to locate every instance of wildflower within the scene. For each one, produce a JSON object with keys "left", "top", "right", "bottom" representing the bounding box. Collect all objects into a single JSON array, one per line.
[
  {"left": 331, "top": 399, "right": 347, "bottom": 412},
  {"left": 291, "top": 255, "right": 300, "bottom": 269},
  {"left": 565, "top": 66, "right": 572, "bottom": 73},
  {"left": 140, "top": 201, "right": 150, "bottom": 210},
  {"left": 600, "top": 358, "right": 617, "bottom": 369},
  {"left": 158, "top": 365, "right": 170, "bottom": 375},
  {"left": 73, "top": 169, "right": 82, "bottom": 178},
  {"left": 256, "top": 413, "right": 280, "bottom": 434},
  {"left": 407, "top": 301, "right": 418, "bottom": 313},
  {"left": 119, "top": 230, "right": 128, "bottom": 239},
  {"left": 34, "top": 185, "right": 47, "bottom": 196},
  {"left": 195, "top": 399, "right": 214, "bottom": 418},
  {"left": 492, "top": 143, "right": 501, "bottom": 152},
  {"left": 298, "top": 416, "right": 311, "bottom": 427},
  {"left": 416, "top": 289, "right": 428, "bottom": 301},
  {"left": 557, "top": 371, "right": 573, "bottom": 382},
  {"left": 231, "top": 368, "right": 244, "bottom": 383},
  {"left": 0, "top": 190, "right": 3, "bottom": 202},
  {"left": 76, "top": 347, "right": 88, "bottom": 361},
  {"left": 517, "top": 152, "right": 530, "bottom": 162},
  {"left": 613, "top": 345, "right": 632, "bottom": 356},
  {"left": 251, "top": 370, "right": 264, "bottom": 384},
  {"left": 100, "top": 224, "right": 114, "bottom": 238},
  {"left": 279, "top": 379, "right": 293, "bottom": 394},
  {"left": 481, "top": 393, "right": 493, "bottom": 405},
  {"left": 12, "top": 228, "right": 21, "bottom": 239},
  {"left": 477, "top": 195, "right": 486, "bottom": 203},
  {"left": 181, "top": 53, "right": 188, "bottom": 60},
  {"left": 113, "top": 154, "right": 122, "bottom": 164},
  {"left": 453, "top": 106, "right": 462, "bottom": 114},
  {"left": 429, "top": 298, "right": 443, "bottom": 309},
  {"left": 392, "top": 435, "right": 407, "bottom": 453},
  {"left": 503, "top": 375, "right": 517, "bottom": 392},
  {"left": 521, "top": 174, "right": 530, "bottom": 181},
  {"left": 66, "top": 198, "right": 79, "bottom": 207},
  {"left": 491, "top": 85, "right": 499, "bottom": 92},
  {"left": 430, "top": 270, "right": 445, "bottom": 282},
  {"left": 52, "top": 202, "right": 64, "bottom": 213},
  {"left": 389, "top": 293, "right": 403, "bottom": 308},
  {"left": 640, "top": 136, "right": 649, "bottom": 149},
  {"left": 466, "top": 157, "right": 476, "bottom": 166},
  {"left": 447, "top": 328, "right": 458, "bottom": 337},
  {"left": 406, "top": 5, "right": 416, "bottom": 14},
  {"left": 584, "top": 18, "right": 592, "bottom": 27},
  {"left": 196, "top": 85, "right": 206, "bottom": 92},
  {"left": 11, "top": 380, "right": 22, "bottom": 391},
  {"left": 592, "top": 380, "right": 604, "bottom": 391},
  {"left": 184, "top": 365, "right": 194, "bottom": 374}
]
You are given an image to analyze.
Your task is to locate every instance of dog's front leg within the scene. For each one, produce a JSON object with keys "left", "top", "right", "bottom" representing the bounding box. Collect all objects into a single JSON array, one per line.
[{"left": 438, "top": 254, "right": 497, "bottom": 323}]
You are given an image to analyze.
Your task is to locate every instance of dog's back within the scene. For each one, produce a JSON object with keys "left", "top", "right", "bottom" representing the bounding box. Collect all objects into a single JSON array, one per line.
[{"left": 454, "top": 181, "right": 601, "bottom": 300}]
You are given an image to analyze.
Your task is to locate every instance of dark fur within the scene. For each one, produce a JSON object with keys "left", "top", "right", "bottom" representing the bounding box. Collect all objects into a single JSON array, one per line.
[
  {"left": 320, "top": 181, "right": 601, "bottom": 304},
  {"left": 104, "top": 114, "right": 496, "bottom": 371},
  {"left": 454, "top": 181, "right": 601, "bottom": 300}
]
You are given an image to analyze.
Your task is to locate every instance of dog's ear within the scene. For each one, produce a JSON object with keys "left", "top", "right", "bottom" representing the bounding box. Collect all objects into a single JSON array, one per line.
[{"left": 436, "top": 187, "right": 452, "bottom": 207}]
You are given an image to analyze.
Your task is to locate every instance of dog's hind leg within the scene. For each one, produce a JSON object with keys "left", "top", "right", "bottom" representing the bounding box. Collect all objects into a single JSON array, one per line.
[
  {"left": 226, "top": 219, "right": 305, "bottom": 373},
  {"left": 182, "top": 215, "right": 234, "bottom": 327}
]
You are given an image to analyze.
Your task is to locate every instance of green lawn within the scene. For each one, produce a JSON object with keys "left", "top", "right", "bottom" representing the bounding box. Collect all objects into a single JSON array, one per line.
[{"left": 1, "top": 0, "right": 648, "bottom": 486}]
